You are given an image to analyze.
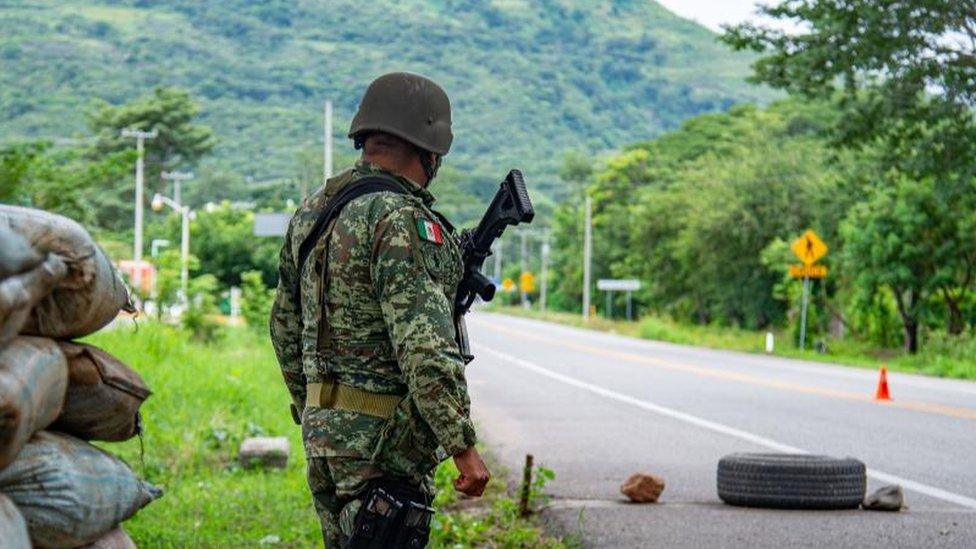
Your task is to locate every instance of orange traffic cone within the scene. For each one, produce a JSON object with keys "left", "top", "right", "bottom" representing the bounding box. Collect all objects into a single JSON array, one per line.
[{"left": 875, "top": 366, "right": 892, "bottom": 401}]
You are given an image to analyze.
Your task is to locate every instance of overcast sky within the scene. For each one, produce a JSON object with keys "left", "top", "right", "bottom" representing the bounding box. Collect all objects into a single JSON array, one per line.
[{"left": 656, "top": 0, "right": 801, "bottom": 33}]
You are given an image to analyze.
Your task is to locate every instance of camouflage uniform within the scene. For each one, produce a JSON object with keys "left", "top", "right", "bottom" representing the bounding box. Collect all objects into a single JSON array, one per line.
[{"left": 270, "top": 160, "right": 476, "bottom": 546}]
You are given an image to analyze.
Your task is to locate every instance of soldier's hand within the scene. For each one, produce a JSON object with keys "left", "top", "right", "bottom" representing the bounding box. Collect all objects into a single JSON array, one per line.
[{"left": 452, "top": 446, "right": 490, "bottom": 497}]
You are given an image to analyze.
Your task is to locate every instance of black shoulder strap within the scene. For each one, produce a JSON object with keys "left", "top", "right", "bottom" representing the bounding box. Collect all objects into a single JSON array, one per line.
[{"left": 293, "top": 176, "right": 408, "bottom": 302}]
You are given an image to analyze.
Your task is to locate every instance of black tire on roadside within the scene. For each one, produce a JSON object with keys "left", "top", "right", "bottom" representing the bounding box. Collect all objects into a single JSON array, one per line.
[{"left": 717, "top": 453, "right": 866, "bottom": 510}]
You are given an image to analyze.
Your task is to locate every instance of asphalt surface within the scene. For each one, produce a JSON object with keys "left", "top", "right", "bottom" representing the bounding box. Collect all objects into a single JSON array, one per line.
[{"left": 464, "top": 312, "right": 976, "bottom": 548}]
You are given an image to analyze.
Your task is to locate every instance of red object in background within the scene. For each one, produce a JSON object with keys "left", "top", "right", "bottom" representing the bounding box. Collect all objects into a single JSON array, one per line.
[
  {"left": 116, "top": 260, "right": 155, "bottom": 294},
  {"left": 875, "top": 366, "right": 891, "bottom": 401}
]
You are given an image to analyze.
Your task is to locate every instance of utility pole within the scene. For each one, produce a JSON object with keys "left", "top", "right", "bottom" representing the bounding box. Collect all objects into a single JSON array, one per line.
[
  {"left": 161, "top": 171, "right": 194, "bottom": 206},
  {"left": 540, "top": 231, "right": 550, "bottom": 312},
  {"left": 582, "top": 195, "right": 592, "bottom": 320},
  {"left": 520, "top": 230, "right": 529, "bottom": 308},
  {"left": 324, "top": 101, "right": 333, "bottom": 182},
  {"left": 121, "top": 128, "right": 157, "bottom": 292},
  {"left": 152, "top": 194, "right": 191, "bottom": 307}
]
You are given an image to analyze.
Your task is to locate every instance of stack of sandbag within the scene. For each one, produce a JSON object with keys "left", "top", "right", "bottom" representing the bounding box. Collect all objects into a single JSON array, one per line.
[{"left": 0, "top": 206, "right": 157, "bottom": 548}]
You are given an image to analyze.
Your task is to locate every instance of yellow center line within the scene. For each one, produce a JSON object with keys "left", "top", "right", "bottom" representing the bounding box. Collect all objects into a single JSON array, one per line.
[{"left": 476, "top": 321, "right": 976, "bottom": 421}]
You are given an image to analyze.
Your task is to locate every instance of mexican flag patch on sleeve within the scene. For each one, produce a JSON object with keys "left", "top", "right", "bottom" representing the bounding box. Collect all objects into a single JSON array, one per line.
[{"left": 416, "top": 218, "right": 444, "bottom": 244}]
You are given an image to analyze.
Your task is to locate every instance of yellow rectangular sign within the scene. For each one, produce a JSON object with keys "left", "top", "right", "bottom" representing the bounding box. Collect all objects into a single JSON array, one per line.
[{"left": 789, "top": 264, "right": 827, "bottom": 279}]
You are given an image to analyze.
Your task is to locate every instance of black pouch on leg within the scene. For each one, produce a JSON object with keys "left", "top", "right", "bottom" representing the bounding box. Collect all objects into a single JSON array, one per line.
[
  {"left": 346, "top": 487, "right": 403, "bottom": 548},
  {"left": 393, "top": 500, "right": 435, "bottom": 549},
  {"left": 346, "top": 479, "right": 433, "bottom": 549}
]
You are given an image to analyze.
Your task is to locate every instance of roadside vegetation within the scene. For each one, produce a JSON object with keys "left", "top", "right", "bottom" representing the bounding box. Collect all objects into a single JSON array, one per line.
[
  {"left": 494, "top": 306, "right": 976, "bottom": 381},
  {"left": 84, "top": 321, "right": 562, "bottom": 548},
  {"left": 526, "top": 3, "right": 976, "bottom": 364}
]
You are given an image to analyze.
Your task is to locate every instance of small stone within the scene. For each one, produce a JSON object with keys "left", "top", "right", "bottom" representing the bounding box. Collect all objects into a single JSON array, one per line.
[
  {"left": 239, "top": 436, "right": 289, "bottom": 469},
  {"left": 259, "top": 534, "right": 282, "bottom": 545},
  {"left": 862, "top": 485, "right": 904, "bottom": 512},
  {"left": 620, "top": 472, "right": 665, "bottom": 503}
]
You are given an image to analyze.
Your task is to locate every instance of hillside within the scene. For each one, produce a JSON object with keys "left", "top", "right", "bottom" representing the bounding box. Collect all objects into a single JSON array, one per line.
[{"left": 0, "top": 0, "right": 771, "bottom": 199}]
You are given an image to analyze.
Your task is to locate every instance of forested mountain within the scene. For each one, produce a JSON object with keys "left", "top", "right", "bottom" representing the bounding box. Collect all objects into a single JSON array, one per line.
[{"left": 0, "top": 0, "right": 771, "bottom": 200}]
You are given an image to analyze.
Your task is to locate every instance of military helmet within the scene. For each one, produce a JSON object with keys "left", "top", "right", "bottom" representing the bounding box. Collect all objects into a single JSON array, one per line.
[{"left": 348, "top": 72, "right": 453, "bottom": 156}]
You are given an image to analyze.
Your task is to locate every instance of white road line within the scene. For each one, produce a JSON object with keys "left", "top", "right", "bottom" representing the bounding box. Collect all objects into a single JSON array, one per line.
[
  {"left": 477, "top": 314, "right": 976, "bottom": 397},
  {"left": 477, "top": 344, "right": 976, "bottom": 511}
]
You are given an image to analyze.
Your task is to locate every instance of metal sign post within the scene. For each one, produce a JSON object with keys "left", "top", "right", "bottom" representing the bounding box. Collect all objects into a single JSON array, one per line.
[
  {"left": 798, "top": 276, "right": 810, "bottom": 350},
  {"left": 597, "top": 279, "right": 641, "bottom": 320},
  {"left": 789, "top": 229, "right": 829, "bottom": 350}
]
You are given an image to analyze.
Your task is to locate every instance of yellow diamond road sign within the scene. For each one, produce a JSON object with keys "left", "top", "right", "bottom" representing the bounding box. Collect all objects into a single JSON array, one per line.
[
  {"left": 501, "top": 278, "right": 516, "bottom": 292},
  {"left": 791, "top": 229, "right": 828, "bottom": 266},
  {"left": 519, "top": 272, "right": 536, "bottom": 293}
]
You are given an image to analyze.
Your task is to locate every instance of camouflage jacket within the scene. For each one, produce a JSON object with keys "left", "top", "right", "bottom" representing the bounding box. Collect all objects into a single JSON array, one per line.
[{"left": 270, "top": 161, "right": 476, "bottom": 480}]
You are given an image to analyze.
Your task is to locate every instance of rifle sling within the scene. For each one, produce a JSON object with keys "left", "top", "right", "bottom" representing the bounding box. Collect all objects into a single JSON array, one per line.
[{"left": 293, "top": 177, "right": 408, "bottom": 304}]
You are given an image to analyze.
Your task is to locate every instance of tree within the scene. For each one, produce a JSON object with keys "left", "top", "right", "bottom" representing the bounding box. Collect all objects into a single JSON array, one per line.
[
  {"left": 723, "top": 1, "right": 976, "bottom": 179},
  {"left": 183, "top": 203, "right": 280, "bottom": 288},
  {"left": 0, "top": 142, "right": 42, "bottom": 204},
  {"left": 240, "top": 270, "right": 274, "bottom": 330},
  {"left": 89, "top": 87, "right": 215, "bottom": 193},
  {"left": 840, "top": 177, "right": 973, "bottom": 352},
  {"left": 0, "top": 140, "right": 132, "bottom": 229},
  {"left": 725, "top": 0, "right": 976, "bottom": 347}
]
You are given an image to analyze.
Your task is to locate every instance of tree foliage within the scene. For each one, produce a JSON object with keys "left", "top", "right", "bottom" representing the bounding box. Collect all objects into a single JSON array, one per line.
[
  {"left": 0, "top": 140, "right": 133, "bottom": 229},
  {"left": 89, "top": 86, "right": 214, "bottom": 194},
  {"left": 718, "top": 0, "right": 976, "bottom": 352},
  {"left": 0, "top": 0, "right": 773, "bottom": 202},
  {"left": 550, "top": 100, "right": 854, "bottom": 329},
  {"left": 723, "top": 0, "right": 976, "bottom": 179}
]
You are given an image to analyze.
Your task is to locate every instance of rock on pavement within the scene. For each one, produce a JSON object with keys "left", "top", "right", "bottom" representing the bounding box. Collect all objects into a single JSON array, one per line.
[{"left": 621, "top": 472, "right": 666, "bottom": 503}]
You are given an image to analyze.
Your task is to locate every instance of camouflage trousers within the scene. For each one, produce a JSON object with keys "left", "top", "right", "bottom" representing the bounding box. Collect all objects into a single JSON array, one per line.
[{"left": 306, "top": 456, "right": 380, "bottom": 548}]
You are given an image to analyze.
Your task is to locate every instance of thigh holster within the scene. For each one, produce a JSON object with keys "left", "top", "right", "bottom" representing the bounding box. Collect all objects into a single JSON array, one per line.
[{"left": 345, "top": 479, "right": 434, "bottom": 549}]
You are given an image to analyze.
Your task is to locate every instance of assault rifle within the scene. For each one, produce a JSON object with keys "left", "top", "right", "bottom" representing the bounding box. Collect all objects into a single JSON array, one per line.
[{"left": 455, "top": 169, "right": 534, "bottom": 316}]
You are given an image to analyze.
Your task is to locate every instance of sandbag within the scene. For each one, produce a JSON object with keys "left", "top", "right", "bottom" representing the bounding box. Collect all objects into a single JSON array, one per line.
[
  {"left": 0, "top": 227, "right": 42, "bottom": 279},
  {"left": 81, "top": 526, "right": 137, "bottom": 549},
  {"left": 0, "top": 255, "right": 67, "bottom": 349},
  {"left": 0, "top": 493, "right": 31, "bottom": 549},
  {"left": 54, "top": 342, "right": 151, "bottom": 442},
  {"left": 0, "top": 205, "right": 131, "bottom": 339},
  {"left": 0, "top": 431, "right": 161, "bottom": 548},
  {"left": 0, "top": 337, "right": 68, "bottom": 470}
]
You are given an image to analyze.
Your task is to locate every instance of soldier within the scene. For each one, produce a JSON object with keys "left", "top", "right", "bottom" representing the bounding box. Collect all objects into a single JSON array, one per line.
[{"left": 270, "top": 72, "right": 490, "bottom": 548}]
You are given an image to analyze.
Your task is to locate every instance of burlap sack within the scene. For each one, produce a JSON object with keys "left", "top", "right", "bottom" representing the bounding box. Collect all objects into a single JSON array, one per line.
[
  {"left": 0, "top": 205, "right": 130, "bottom": 339},
  {"left": 81, "top": 526, "right": 137, "bottom": 549},
  {"left": 0, "top": 493, "right": 31, "bottom": 549},
  {"left": 0, "top": 337, "right": 68, "bottom": 470},
  {"left": 54, "top": 342, "right": 151, "bottom": 442},
  {"left": 0, "top": 227, "right": 41, "bottom": 279},
  {"left": 0, "top": 255, "right": 67, "bottom": 350},
  {"left": 0, "top": 431, "right": 161, "bottom": 548}
]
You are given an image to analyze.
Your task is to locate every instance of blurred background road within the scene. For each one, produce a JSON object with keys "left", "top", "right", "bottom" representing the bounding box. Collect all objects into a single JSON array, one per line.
[{"left": 467, "top": 313, "right": 976, "bottom": 548}]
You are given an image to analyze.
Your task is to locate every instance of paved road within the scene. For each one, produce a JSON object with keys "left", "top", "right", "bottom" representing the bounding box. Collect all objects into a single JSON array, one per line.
[{"left": 465, "top": 313, "right": 976, "bottom": 548}]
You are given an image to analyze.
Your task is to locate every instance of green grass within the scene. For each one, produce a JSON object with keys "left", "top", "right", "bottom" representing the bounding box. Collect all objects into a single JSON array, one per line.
[
  {"left": 493, "top": 307, "right": 976, "bottom": 381},
  {"left": 83, "top": 321, "right": 562, "bottom": 547}
]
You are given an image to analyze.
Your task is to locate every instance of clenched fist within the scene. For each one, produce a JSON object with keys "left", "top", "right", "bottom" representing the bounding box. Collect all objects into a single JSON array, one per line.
[{"left": 452, "top": 446, "right": 490, "bottom": 497}]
